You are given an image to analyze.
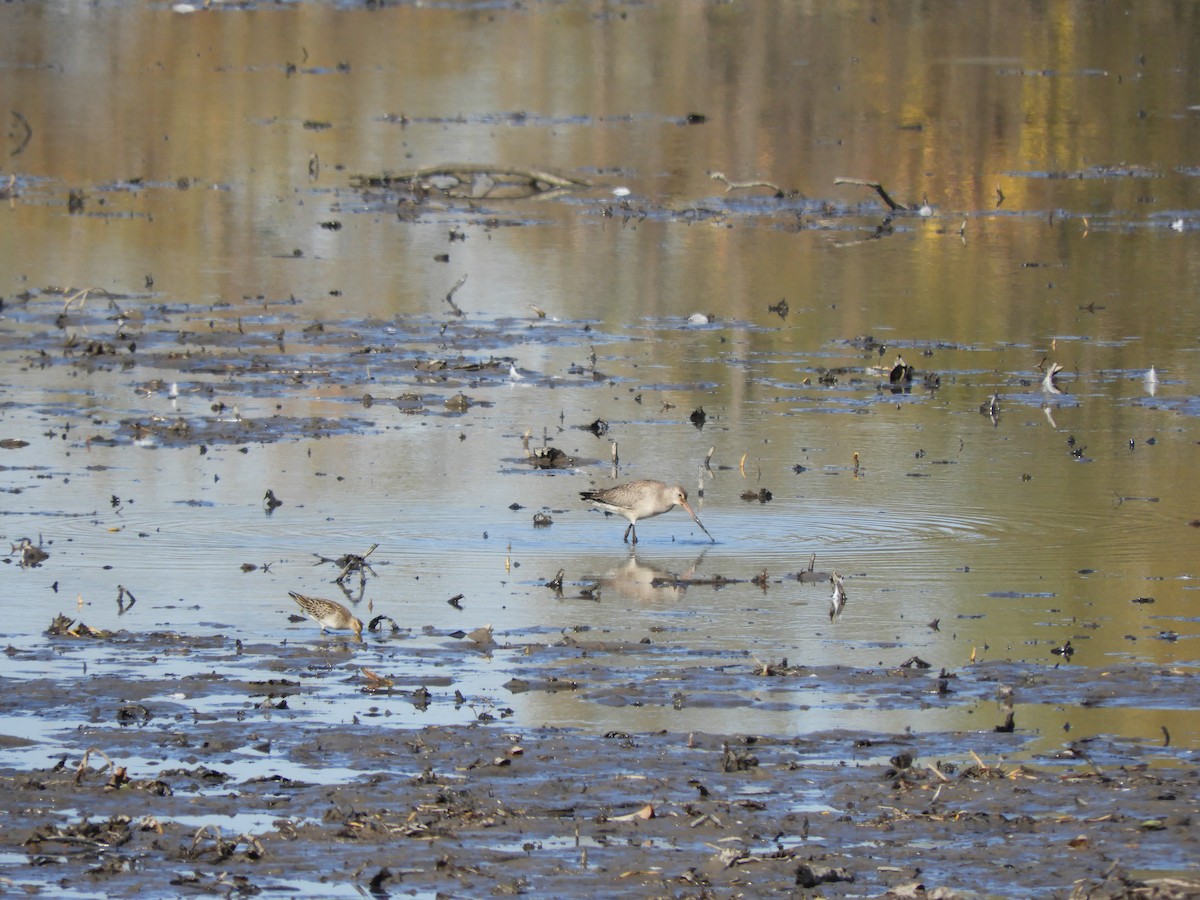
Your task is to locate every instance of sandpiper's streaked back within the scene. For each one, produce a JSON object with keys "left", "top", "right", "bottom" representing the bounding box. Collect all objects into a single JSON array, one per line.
[
  {"left": 580, "top": 479, "right": 714, "bottom": 544},
  {"left": 288, "top": 591, "right": 363, "bottom": 640}
]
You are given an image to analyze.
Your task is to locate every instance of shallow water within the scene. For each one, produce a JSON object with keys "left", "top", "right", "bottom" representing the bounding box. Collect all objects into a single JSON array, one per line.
[{"left": 2, "top": 0, "right": 1199, "bottom": 777}]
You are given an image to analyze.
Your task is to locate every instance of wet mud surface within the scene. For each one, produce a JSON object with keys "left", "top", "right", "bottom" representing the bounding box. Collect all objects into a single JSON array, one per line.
[{"left": 2, "top": 629, "right": 1198, "bottom": 898}]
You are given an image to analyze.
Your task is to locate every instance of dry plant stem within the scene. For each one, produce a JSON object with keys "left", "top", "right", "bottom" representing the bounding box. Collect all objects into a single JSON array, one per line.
[
  {"left": 709, "top": 171, "right": 785, "bottom": 195},
  {"left": 445, "top": 275, "right": 467, "bottom": 316},
  {"left": 61, "top": 287, "right": 93, "bottom": 313},
  {"left": 834, "top": 177, "right": 910, "bottom": 211},
  {"left": 10, "top": 110, "right": 33, "bottom": 157},
  {"left": 75, "top": 747, "right": 114, "bottom": 784},
  {"left": 404, "top": 164, "right": 589, "bottom": 189},
  {"left": 335, "top": 542, "right": 379, "bottom": 585},
  {"left": 351, "top": 165, "right": 590, "bottom": 191}
]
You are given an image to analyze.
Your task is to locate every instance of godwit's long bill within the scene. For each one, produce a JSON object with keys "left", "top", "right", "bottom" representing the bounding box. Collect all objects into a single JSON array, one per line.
[{"left": 580, "top": 479, "right": 714, "bottom": 544}]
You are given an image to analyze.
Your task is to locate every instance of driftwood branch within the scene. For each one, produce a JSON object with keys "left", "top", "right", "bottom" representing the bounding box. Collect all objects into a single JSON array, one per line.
[
  {"left": 335, "top": 542, "right": 379, "bottom": 584},
  {"left": 350, "top": 164, "right": 589, "bottom": 197},
  {"left": 402, "top": 164, "right": 587, "bottom": 189},
  {"left": 834, "top": 177, "right": 911, "bottom": 212},
  {"left": 709, "top": 171, "right": 786, "bottom": 198}
]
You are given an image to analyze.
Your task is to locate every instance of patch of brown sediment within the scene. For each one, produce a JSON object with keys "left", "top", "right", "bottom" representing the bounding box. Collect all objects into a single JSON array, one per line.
[
  {"left": 0, "top": 292, "right": 604, "bottom": 448},
  {"left": 2, "top": 719, "right": 1198, "bottom": 897},
  {"left": 1, "top": 629, "right": 1198, "bottom": 898}
]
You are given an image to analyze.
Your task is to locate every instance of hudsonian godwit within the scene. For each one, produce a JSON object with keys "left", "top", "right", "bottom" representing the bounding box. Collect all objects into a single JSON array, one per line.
[{"left": 580, "top": 479, "right": 714, "bottom": 544}]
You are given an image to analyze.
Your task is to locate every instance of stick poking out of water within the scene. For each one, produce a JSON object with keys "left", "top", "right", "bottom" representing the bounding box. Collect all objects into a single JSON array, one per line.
[{"left": 834, "top": 177, "right": 910, "bottom": 212}]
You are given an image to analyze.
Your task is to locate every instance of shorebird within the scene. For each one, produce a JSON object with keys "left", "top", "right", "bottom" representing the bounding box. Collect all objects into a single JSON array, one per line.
[
  {"left": 287, "top": 591, "right": 363, "bottom": 641},
  {"left": 580, "top": 479, "right": 714, "bottom": 544}
]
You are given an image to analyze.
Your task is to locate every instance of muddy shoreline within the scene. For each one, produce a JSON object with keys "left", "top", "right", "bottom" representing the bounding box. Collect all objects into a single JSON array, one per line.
[{"left": 2, "top": 630, "right": 1197, "bottom": 899}]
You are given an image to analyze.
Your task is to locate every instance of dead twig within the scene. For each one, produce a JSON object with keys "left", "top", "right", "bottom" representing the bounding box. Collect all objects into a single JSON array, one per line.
[
  {"left": 445, "top": 275, "right": 467, "bottom": 317},
  {"left": 834, "top": 176, "right": 911, "bottom": 212},
  {"left": 75, "top": 747, "right": 115, "bottom": 785},
  {"left": 406, "top": 163, "right": 589, "bottom": 189},
  {"left": 61, "top": 287, "right": 94, "bottom": 314},
  {"left": 10, "top": 110, "right": 33, "bottom": 158},
  {"left": 709, "top": 170, "right": 787, "bottom": 197},
  {"left": 334, "top": 542, "right": 379, "bottom": 585},
  {"left": 116, "top": 584, "right": 136, "bottom": 614},
  {"left": 361, "top": 667, "right": 395, "bottom": 690},
  {"left": 352, "top": 164, "right": 590, "bottom": 195}
]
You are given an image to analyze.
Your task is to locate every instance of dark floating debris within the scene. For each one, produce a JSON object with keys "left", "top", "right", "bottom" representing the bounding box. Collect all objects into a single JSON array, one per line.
[
  {"left": 888, "top": 751, "right": 913, "bottom": 772},
  {"left": 889, "top": 355, "right": 915, "bottom": 384},
  {"left": 795, "top": 863, "right": 855, "bottom": 889},
  {"left": 350, "top": 164, "right": 590, "bottom": 199},
  {"left": 529, "top": 446, "right": 574, "bottom": 470},
  {"left": 367, "top": 615, "right": 400, "bottom": 633},
  {"left": 689, "top": 407, "right": 706, "bottom": 429},
  {"left": 46, "top": 613, "right": 110, "bottom": 639},
  {"left": 11, "top": 537, "right": 49, "bottom": 568},
  {"left": 739, "top": 488, "right": 772, "bottom": 503},
  {"left": 796, "top": 553, "right": 832, "bottom": 583},
  {"left": 116, "top": 702, "right": 152, "bottom": 726},
  {"left": 720, "top": 742, "right": 758, "bottom": 772},
  {"left": 1051, "top": 640, "right": 1075, "bottom": 659},
  {"left": 332, "top": 543, "right": 379, "bottom": 586}
]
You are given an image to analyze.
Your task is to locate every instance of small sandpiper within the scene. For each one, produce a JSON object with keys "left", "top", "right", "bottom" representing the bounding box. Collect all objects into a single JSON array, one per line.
[{"left": 288, "top": 591, "right": 363, "bottom": 641}]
